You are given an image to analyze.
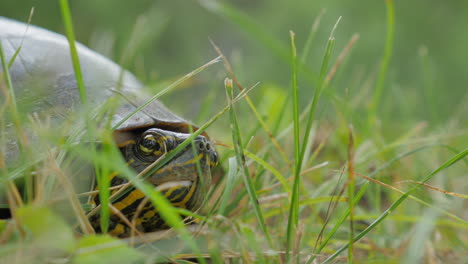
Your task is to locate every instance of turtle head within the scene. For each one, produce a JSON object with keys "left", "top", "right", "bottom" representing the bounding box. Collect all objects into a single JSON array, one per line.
[
  {"left": 100, "top": 126, "right": 217, "bottom": 236},
  {"left": 120, "top": 127, "right": 217, "bottom": 189}
]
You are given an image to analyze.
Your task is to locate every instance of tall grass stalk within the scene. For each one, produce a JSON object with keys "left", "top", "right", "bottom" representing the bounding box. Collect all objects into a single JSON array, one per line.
[
  {"left": 300, "top": 17, "right": 339, "bottom": 165},
  {"left": 0, "top": 42, "right": 18, "bottom": 137},
  {"left": 59, "top": 0, "right": 87, "bottom": 106},
  {"left": 369, "top": 0, "right": 395, "bottom": 121},
  {"left": 58, "top": 0, "right": 112, "bottom": 233},
  {"left": 285, "top": 17, "right": 339, "bottom": 261},
  {"left": 285, "top": 30, "right": 300, "bottom": 262},
  {"left": 0, "top": 39, "right": 34, "bottom": 202},
  {"left": 7, "top": 7, "right": 34, "bottom": 69},
  {"left": 224, "top": 78, "right": 273, "bottom": 247},
  {"left": 369, "top": 0, "right": 395, "bottom": 219}
]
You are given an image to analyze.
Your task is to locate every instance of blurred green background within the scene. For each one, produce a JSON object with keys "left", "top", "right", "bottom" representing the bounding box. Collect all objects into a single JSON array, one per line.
[
  {"left": 1, "top": 2, "right": 467, "bottom": 261},
  {"left": 1, "top": 0, "right": 467, "bottom": 134}
]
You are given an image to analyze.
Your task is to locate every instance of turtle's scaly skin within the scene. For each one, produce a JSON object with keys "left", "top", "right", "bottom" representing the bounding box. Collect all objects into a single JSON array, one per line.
[{"left": 0, "top": 17, "right": 217, "bottom": 236}]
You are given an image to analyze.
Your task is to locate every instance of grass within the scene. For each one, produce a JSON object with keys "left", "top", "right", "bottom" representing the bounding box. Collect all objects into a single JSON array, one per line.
[{"left": 1, "top": 0, "right": 468, "bottom": 263}]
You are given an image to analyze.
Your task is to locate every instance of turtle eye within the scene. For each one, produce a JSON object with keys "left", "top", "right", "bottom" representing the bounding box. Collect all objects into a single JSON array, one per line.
[{"left": 138, "top": 135, "right": 163, "bottom": 155}]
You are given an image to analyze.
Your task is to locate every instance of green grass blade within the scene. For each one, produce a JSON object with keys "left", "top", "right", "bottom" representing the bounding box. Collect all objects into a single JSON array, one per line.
[
  {"left": 322, "top": 147, "right": 468, "bottom": 264},
  {"left": 217, "top": 157, "right": 238, "bottom": 216},
  {"left": 225, "top": 78, "right": 273, "bottom": 247},
  {"left": 7, "top": 8, "right": 34, "bottom": 69},
  {"left": 244, "top": 150, "right": 290, "bottom": 193},
  {"left": 0, "top": 42, "right": 18, "bottom": 119},
  {"left": 300, "top": 9, "right": 325, "bottom": 64},
  {"left": 286, "top": 18, "right": 339, "bottom": 261},
  {"left": 59, "top": 0, "right": 87, "bottom": 106},
  {"left": 59, "top": 0, "right": 108, "bottom": 234},
  {"left": 0, "top": 38, "right": 35, "bottom": 201},
  {"left": 285, "top": 30, "right": 300, "bottom": 262},
  {"left": 300, "top": 17, "right": 339, "bottom": 163},
  {"left": 97, "top": 138, "right": 112, "bottom": 233},
  {"left": 368, "top": 0, "right": 395, "bottom": 219},
  {"left": 347, "top": 128, "right": 355, "bottom": 264},
  {"left": 368, "top": 0, "right": 395, "bottom": 123}
]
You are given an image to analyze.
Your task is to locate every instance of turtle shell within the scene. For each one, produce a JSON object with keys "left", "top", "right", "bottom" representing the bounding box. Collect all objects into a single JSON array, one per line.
[
  {"left": 0, "top": 16, "right": 189, "bottom": 133},
  {"left": 0, "top": 17, "right": 199, "bottom": 163}
]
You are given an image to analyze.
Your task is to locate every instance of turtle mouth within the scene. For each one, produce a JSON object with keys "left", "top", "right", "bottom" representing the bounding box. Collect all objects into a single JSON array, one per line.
[
  {"left": 155, "top": 180, "right": 192, "bottom": 192},
  {"left": 155, "top": 180, "right": 197, "bottom": 207}
]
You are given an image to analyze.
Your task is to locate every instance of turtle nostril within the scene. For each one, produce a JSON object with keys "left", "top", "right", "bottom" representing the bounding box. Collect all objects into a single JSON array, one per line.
[{"left": 197, "top": 141, "right": 206, "bottom": 151}]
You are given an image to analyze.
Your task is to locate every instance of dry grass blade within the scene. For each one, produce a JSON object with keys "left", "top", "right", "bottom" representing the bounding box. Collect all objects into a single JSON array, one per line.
[
  {"left": 347, "top": 170, "right": 468, "bottom": 221},
  {"left": 130, "top": 196, "right": 150, "bottom": 241},
  {"left": 312, "top": 168, "right": 347, "bottom": 253},
  {"left": 170, "top": 250, "right": 328, "bottom": 262},
  {"left": 77, "top": 184, "right": 127, "bottom": 197},
  {"left": 397, "top": 180, "right": 468, "bottom": 199},
  {"left": 293, "top": 223, "right": 304, "bottom": 259},
  {"left": 7, "top": 181, "right": 23, "bottom": 208},
  {"left": 258, "top": 193, "right": 288, "bottom": 204},
  {"left": 51, "top": 159, "right": 95, "bottom": 234},
  {"left": 123, "top": 228, "right": 176, "bottom": 245},
  {"left": 108, "top": 203, "right": 144, "bottom": 236},
  {"left": 300, "top": 161, "right": 329, "bottom": 176},
  {"left": 324, "top": 33, "right": 360, "bottom": 86},
  {"left": 5, "top": 188, "right": 24, "bottom": 237}
]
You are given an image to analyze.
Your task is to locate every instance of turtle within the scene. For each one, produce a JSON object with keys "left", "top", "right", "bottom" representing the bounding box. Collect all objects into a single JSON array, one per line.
[{"left": 0, "top": 17, "right": 218, "bottom": 237}]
